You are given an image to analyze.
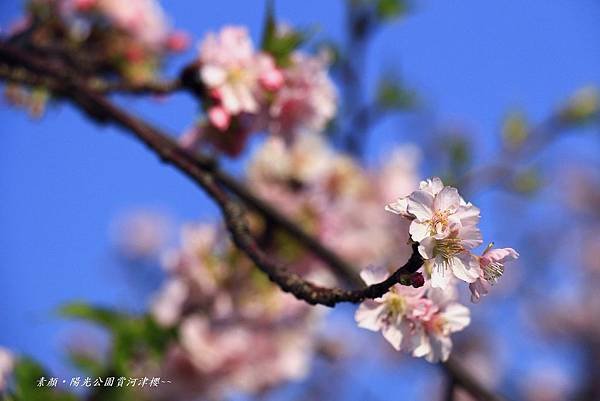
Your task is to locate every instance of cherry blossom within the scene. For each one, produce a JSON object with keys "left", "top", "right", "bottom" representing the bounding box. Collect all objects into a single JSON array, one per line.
[
  {"left": 355, "top": 267, "right": 470, "bottom": 362},
  {"left": 198, "top": 26, "right": 281, "bottom": 122},
  {"left": 386, "top": 177, "right": 483, "bottom": 288},
  {"left": 147, "top": 222, "right": 324, "bottom": 399},
  {"left": 407, "top": 287, "right": 471, "bottom": 363},
  {"left": 91, "top": 0, "right": 171, "bottom": 49},
  {"left": 268, "top": 52, "right": 337, "bottom": 138},
  {"left": 469, "top": 245, "right": 520, "bottom": 303},
  {"left": 355, "top": 266, "right": 427, "bottom": 350}
]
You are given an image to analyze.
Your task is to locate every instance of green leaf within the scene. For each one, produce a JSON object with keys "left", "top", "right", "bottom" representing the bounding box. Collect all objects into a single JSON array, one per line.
[
  {"left": 376, "top": 77, "right": 416, "bottom": 110},
  {"left": 376, "top": 0, "right": 409, "bottom": 20},
  {"left": 60, "top": 302, "right": 176, "bottom": 379},
  {"left": 59, "top": 302, "right": 127, "bottom": 331},
  {"left": 11, "top": 358, "right": 78, "bottom": 401},
  {"left": 67, "top": 352, "right": 104, "bottom": 378},
  {"left": 260, "top": 0, "right": 306, "bottom": 66},
  {"left": 502, "top": 110, "right": 528, "bottom": 149}
]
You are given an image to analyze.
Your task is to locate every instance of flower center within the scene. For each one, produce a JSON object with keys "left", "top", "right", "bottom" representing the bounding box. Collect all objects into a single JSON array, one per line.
[
  {"left": 430, "top": 210, "right": 450, "bottom": 234},
  {"left": 434, "top": 237, "right": 464, "bottom": 260},
  {"left": 228, "top": 67, "right": 249, "bottom": 84},
  {"left": 387, "top": 293, "right": 407, "bottom": 316},
  {"left": 483, "top": 261, "right": 504, "bottom": 284}
]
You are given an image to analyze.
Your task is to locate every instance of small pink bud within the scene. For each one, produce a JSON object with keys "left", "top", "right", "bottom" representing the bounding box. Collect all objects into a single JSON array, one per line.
[
  {"left": 208, "top": 106, "right": 231, "bottom": 131},
  {"left": 410, "top": 273, "right": 425, "bottom": 288},
  {"left": 259, "top": 69, "right": 284, "bottom": 91},
  {"left": 166, "top": 31, "right": 190, "bottom": 53},
  {"left": 209, "top": 88, "right": 222, "bottom": 101}
]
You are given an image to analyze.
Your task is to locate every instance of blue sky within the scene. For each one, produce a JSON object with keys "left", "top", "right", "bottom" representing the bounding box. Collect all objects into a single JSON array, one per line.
[{"left": 1, "top": 0, "right": 599, "bottom": 398}]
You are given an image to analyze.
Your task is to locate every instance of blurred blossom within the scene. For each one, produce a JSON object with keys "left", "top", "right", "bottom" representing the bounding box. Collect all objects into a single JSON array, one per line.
[
  {"left": 147, "top": 223, "right": 326, "bottom": 398},
  {"left": 0, "top": 347, "right": 14, "bottom": 391},
  {"left": 267, "top": 51, "right": 337, "bottom": 138},
  {"left": 9, "top": 0, "right": 186, "bottom": 88},
  {"left": 111, "top": 210, "right": 171, "bottom": 261},
  {"left": 247, "top": 134, "right": 418, "bottom": 269},
  {"left": 522, "top": 367, "right": 572, "bottom": 401},
  {"left": 186, "top": 25, "right": 336, "bottom": 156},
  {"left": 198, "top": 26, "right": 279, "bottom": 117}
]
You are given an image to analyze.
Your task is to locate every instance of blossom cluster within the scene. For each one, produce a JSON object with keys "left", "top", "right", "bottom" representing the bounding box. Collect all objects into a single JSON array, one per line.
[
  {"left": 356, "top": 266, "right": 470, "bottom": 363},
  {"left": 4, "top": 0, "right": 187, "bottom": 116},
  {"left": 246, "top": 134, "right": 419, "bottom": 271},
  {"left": 181, "top": 26, "right": 337, "bottom": 156},
  {"left": 149, "top": 224, "right": 325, "bottom": 399},
  {"left": 355, "top": 177, "right": 518, "bottom": 361},
  {"left": 13, "top": 0, "right": 186, "bottom": 82}
]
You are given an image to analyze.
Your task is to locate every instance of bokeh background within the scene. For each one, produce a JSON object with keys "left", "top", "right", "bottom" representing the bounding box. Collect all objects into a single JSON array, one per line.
[{"left": 1, "top": 1, "right": 600, "bottom": 400}]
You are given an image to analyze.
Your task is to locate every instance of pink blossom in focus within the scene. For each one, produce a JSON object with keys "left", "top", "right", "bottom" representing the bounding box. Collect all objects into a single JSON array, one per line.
[
  {"left": 355, "top": 266, "right": 470, "bottom": 362},
  {"left": 470, "top": 246, "right": 519, "bottom": 303},
  {"left": 387, "top": 177, "right": 483, "bottom": 288}
]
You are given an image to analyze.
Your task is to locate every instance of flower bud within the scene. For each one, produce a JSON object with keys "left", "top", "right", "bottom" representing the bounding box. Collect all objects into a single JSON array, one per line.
[{"left": 410, "top": 272, "right": 425, "bottom": 288}]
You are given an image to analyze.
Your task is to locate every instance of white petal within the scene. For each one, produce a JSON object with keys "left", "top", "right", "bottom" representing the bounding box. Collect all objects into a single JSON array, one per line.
[
  {"left": 433, "top": 186, "right": 460, "bottom": 214},
  {"left": 426, "top": 334, "right": 452, "bottom": 363},
  {"left": 410, "top": 221, "right": 431, "bottom": 243},
  {"left": 469, "top": 278, "right": 489, "bottom": 303},
  {"left": 442, "top": 303, "right": 471, "bottom": 332},
  {"left": 359, "top": 265, "right": 389, "bottom": 286},
  {"left": 454, "top": 203, "right": 481, "bottom": 227},
  {"left": 200, "top": 65, "right": 227, "bottom": 86},
  {"left": 417, "top": 236, "right": 436, "bottom": 259},
  {"left": 407, "top": 190, "right": 434, "bottom": 221},
  {"left": 409, "top": 327, "right": 431, "bottom": 358},
  {"left": 382, "top": 322, "right": 404, "bottom": 350},
  {"left": 449, "top": 253, "right": 479, "bottom": 283},
  {"left": 220, "top": 84, "right": 241, "bottom": 114},
  {"left": 420, "top": 177, "right": 444, "bottom": 195},
  {"left": 430, "top": 257, "right": 452, "bottom": 288},
  {"left": 485, "top": 247, "right": 519, "bottom": 263},
  {"left": 355, "top": 301, "right": 386, "bottom": 331},
  {"left": 458, "top": 225, "right": 483, "bottom": 250},
  {"left": 233, "top": 82, "right": 258, "bottom": 113},
  {"left": 385, "top": 197, "right": 410, "bottom": 217}
]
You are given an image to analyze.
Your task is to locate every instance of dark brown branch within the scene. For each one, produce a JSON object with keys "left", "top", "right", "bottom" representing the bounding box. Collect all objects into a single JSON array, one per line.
[{"left": 91, "top": 78, "right": 183, "bottom": 95}]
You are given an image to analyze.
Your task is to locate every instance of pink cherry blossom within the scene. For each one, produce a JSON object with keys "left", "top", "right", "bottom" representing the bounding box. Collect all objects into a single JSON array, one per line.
[
  {"left": 268, "top": 52, "right": 337, "bottom": 138},
  {"left": 355, "top": 266, "right": 427, "bottom": 350},
  {"left": 198, "top": 27, "right": 281, "bottom": 119},
  {"left": 387, "top": 177, "right": 483, "bottom": 288},
  {"left": 94, "top": 0, "right": 170, "bottom": 49},
  {"left": 355, "top": 267, "right": 470, "bottom": 362},
  {"left": 470, "top": 246, "right": 520, "bottom": 302}
]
